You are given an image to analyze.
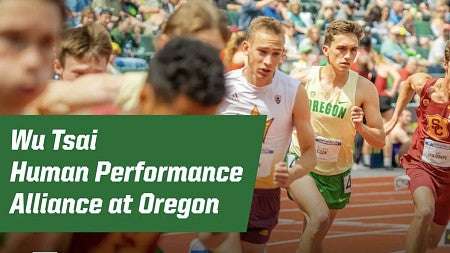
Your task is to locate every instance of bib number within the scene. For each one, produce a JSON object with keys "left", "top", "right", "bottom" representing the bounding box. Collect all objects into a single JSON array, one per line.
[
  {"left": 343, "top": 174, "right": 351, "bottom": 193},
  {"left": 258, "top": 147, "right": 274, "bottom": 177},
  {"left": 422, "top": 138, "right": 450, "bottom": 167},
  {"left": 286, "top": 153, "right": 298, "bottom": 169},
  {"left": 315, "top": 136, "right": 342, "bottom": 163}
]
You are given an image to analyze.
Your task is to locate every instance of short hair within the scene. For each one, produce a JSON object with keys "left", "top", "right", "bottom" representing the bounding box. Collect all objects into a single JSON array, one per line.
[
  {"left": 147, "top": 37, "right": 225, "bottom": 106},
  {"left": 323, "top": 20, "right": 363, "bottom": 46},
  {"left": 163, "top": 0, "right": 230, "bottom": 43},
  {"left": 56, "top": 23, "right": 112, "bottom": 67},
  {"left": 247, "top": 16, "right": 285, "bottom": 43},
  {"left": 359, "top": 36, "right": 372, "bottom": 50},
  {"left": 99, "top": 8, "right": 113, "bottom": 16}
]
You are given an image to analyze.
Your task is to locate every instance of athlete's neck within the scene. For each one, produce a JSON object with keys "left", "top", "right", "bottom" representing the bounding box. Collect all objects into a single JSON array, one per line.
[{"left": 321, "top": 64, "right": 349, "bottom": 88}]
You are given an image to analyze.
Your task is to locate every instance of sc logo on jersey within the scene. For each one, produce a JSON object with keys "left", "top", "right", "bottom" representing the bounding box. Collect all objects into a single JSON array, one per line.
[{"left": 426, "top": 115, "right": 449, "bottom": 140}]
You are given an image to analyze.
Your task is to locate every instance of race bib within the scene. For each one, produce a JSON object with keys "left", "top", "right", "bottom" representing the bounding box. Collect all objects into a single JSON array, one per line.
[
  {"left": 286, "top": 153, "right": 298, "bottom": 169},
  {"left": 422, "top": 138, "right": 450, "bottom": 167},
  {"left": 315, "top": 136, "right": 342, "bottom": 163},
  {"left": 343, "top": 173, "right": 351, "bottom": 193},
  {"left": 258, "top": 146, "right": 275, "bottom": 177}
]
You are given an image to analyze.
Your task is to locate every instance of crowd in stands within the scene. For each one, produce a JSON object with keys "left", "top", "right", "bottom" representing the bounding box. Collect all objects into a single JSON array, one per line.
[
  {"left": 62, "top": 0, "right": 449, "bottom": 158},
  {"left": 64, "top": 0, "right": 449, "bottom": 79},
  {"left": 63, "top": 0, "right": 448, "bottom": 169}
]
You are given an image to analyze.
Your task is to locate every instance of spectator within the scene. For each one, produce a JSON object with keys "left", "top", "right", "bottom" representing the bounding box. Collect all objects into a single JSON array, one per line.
[
  {"left": 76, "top": 7, "right": 96, "bottom": 27},
  {"left": 284, "top": 20, "right": 300, "bottom": 56},
  {"left": 315, "top": 0, "right": 336, "bottom": 31},
  {"left": 369, "top": 52, "right": 401, "bottom": 169},
  {"left": 372, "top": 52, "right": 401, "bottom": 122},
  {"left": 387, "top": 0, "right": 414, "bottom": 33},
  {"left": 262, "top": 0, "right": 287, "bottom": 21},
  {"left": 91, "top": 0, "right": 122, "bottom": 16},
  {"left": 399, "top": 57, "right": 418, "bottom": 83},
  {"left": 428, "top": 24, "right": 450, "bottom": 67},
  {"left": 238, "top": 0, "right": 277, "bottom": 31},
  {"left": 110, "top": 16, "right": 148, "bottom": 70},
  {"left": 299, "top": 25, "right": 322, "bottom": 56},
  {"left": 285, "top": 0, "right": 314, "bottom": 40},
  {"left": 385, "top": 109, "right": 413, "bottom": 168},
  {"left": 110, "top": 16, "right": 140, "bottom": 52},
  {"left": 350, "top": 36, "right": 374, "bottom": 81},
  {"left": 380, "top": 25, "right": 408, "bottom": 65},
  {"left": 367, "top": 5, "right": 390, "bottom": 44},
  {"left": 119, "top": 0, "right": 166, "bottom": 26},
  {"left": 418, "top": 1, "right": 432, "bottom": 21},
  {"left": 96, "top": 8, "right": 113, "bottom": 30},
  {"left": 336, "top": 0, "right": 358, "bottom": 21},
  {"left": 66, "top": 0, "right": 92, "bottom": 27},
  {"left": 430, "top": 5, "right": 446, "bottom": 38}
]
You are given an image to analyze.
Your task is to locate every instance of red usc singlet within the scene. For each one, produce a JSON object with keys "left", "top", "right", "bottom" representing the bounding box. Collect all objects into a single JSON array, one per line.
[{"left": 400, "top": 77, "right": 450, "bottom": 226}]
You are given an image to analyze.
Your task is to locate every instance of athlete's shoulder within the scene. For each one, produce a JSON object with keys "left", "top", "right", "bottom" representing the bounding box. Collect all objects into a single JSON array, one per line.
[
  {"left": 275, "top": 70, "right": 300, "bottom": 88},
  {"left": 355, "top": 73, "right": 373, "bottom": 86},
  {"left": 408, "top": 72, "right": 433, "bottom": 85},
  {"left": 406, "top": 72, "right": 433, "bottom": 92},
  {"left": 225, "top": 68, "right": 244, "bottom": 79},
  {"left": 290, "top": 66, "right": 319, "bottom": 85}
]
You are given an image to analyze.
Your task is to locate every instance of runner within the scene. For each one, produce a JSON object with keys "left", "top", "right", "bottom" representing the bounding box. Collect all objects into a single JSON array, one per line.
[
  {"left": 384, "top": 41, "right": 450, "bottom": 253},
  {"left": 219, "top": 16, "right": 317, "bottom": 253},
  {"left": 289, "top": 20, "right": 386, "bottom": 252}
]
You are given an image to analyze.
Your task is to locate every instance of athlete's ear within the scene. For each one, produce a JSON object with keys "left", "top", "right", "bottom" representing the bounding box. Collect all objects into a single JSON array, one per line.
[
  {"left": 443, "top": 59, "right": 448, "bottom": 70},
  {"left": 54, "top": 59, "right": 64, "bottom": 79},
  {"left": 322, "top": 44, "right": 329, "bottom": 57},
  {"left": 242, "top": 40, "right": 250, "bottom": 56}
]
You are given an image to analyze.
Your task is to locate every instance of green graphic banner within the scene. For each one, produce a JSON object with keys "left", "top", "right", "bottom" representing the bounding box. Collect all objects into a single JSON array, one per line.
[{"left": 0, "top": 115, "right": 265, "bottom": 232}]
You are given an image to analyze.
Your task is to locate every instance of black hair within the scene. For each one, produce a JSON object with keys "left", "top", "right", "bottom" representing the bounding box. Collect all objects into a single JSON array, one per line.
[
  {"left": 359, "top": 36, "right": 371, "bottom": 50},
  {"left": 147, "top": 37, "right": 226, "bottom": 105}
]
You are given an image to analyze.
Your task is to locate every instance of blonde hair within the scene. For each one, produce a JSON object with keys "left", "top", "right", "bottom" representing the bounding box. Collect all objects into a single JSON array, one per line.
[{"left": 247, "top": 16, "right": 285, "bottom": 43}]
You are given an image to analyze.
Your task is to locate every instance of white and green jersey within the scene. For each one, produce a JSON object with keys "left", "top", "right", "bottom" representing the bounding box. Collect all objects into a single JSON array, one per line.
[{"left": 305, "top": 66, "right": 358, "bottom": 175}]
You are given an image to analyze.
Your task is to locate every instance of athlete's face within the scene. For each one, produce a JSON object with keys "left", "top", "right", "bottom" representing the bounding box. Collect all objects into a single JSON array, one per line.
[
  {"left": 54, "top": 55, "right": 109, "bottom": 81},
  {"left": 323, "top": 33, "right": 358, "bottom": 72},
  {"left": 0, "top": 0, "right": 61, "bottom": 114},
  {"left": 243, "top": 31, "right": 284, "bottom": 87}
]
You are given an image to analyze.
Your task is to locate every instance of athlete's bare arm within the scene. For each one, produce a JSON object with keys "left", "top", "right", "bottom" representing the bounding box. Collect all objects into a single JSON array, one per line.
[
  {"left": 354, "top": 76, "right": 386, "bottom": 149},
  {"left": 274, "top": 84, "right": 316, "bottom": 188},
  {"left": 385, "top": 73, "right": 430, "bottom": 134},
  {"left": 289, "top": 68, "right": 309, "bottom": 86},
  {"left": 36, "top": 74, "right": 126, "bottom": 114}
]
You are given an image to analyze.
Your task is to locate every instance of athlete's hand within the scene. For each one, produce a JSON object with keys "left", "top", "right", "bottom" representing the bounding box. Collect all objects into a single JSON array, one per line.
[
  {"left": 350, "top": 106, "right": 364, "bottom": 130},
  {"left": 384, "top": 118, "right": 397, "bottom": 135},
  {"left": 274, "top": 162, "right": 291, "bottom": 188}
]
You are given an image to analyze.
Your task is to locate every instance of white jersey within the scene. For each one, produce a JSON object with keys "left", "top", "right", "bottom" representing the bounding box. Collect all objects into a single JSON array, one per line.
[{"left": 218, "top": 68, "right": 299, "bottom": 189}]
